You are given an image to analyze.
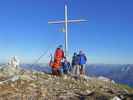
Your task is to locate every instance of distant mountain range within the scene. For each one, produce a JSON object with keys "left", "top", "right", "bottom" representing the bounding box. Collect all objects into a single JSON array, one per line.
[
  {"left": 86, "top": 64, "right": 133, "bottom": 87},
  {"left": 21, "top": 64, "right": 133, "bottom": 87}
]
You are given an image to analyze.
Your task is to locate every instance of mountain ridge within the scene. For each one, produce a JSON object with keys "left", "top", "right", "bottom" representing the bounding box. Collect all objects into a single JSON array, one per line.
[{"left": 0, "top": 64, "right": 133, "bottom": 100}]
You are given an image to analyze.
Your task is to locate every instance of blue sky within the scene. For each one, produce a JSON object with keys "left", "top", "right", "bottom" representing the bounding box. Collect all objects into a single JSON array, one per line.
[{"left": 0, "top": 0, "right": 133, "bottom": 64}]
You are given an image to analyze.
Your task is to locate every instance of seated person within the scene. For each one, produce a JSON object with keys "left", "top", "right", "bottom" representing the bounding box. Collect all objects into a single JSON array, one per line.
[{"left": 62, "top": 58, "right": 70, "bottom": 74}]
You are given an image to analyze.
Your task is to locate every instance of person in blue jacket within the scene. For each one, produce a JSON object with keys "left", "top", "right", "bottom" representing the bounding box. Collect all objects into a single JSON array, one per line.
[
  {"left": 62, "top": 58, "right": 70, "bottom": 74},
  {"left": 79, "top": 50, "right": 87, "bottom": 75}
]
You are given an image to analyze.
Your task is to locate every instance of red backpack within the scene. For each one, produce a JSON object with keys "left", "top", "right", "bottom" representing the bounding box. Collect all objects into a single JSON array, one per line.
[{"left": 54, "top": 48, "right": 64, "bottom": 60}]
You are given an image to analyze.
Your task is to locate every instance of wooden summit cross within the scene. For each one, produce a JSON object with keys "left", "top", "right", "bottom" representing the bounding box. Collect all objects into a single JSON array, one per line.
[{"left": 48, "top": 3, "right": 87, "bottom": 58}]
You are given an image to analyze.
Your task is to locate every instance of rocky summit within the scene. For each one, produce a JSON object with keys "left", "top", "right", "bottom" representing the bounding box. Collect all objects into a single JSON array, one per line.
[{"left": 0, "top": 65, "right": 132, "bottom": 100}]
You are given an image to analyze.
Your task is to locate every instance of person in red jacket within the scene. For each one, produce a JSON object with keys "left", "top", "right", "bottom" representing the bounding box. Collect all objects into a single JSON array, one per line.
[{"left": 49, "top": 45, "right": 64, "bottom": 76}]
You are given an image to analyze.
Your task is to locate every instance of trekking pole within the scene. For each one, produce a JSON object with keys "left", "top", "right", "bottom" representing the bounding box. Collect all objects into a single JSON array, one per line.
[
  {"left": 30, "top": 43, "right": 58, "bottom": 70},
  {"left": 30, "top": 49, "right": 50, "bottom": 75},
  {"left": 33, "top": 50, "right": 50, "bottom": 81},
  {"left": 48, "top": 53, "right": 52, "bottom": 63},
  {"left": 29, "top": 43, "right": 57, "bottom": 77}
]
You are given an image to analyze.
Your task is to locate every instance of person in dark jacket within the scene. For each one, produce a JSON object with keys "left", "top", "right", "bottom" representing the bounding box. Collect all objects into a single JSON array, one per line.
[
  {"left": 79, "top": 51, "right": 87, "bottom": 75},
  {"left": 72, "top": 53, "right": 80, "bottom": 76},
  {"left": 72, "top": 52, "right": 77, "bottom": 66}
]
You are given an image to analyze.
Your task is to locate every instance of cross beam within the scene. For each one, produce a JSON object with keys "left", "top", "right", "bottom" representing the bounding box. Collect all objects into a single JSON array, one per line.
[{"left": 48, "top": 4, "right": 87, "bottom": 58}]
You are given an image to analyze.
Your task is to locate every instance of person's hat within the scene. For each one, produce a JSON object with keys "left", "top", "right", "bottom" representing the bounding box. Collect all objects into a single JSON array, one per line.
[
  {"left": 74, "top": 52, "right": 77, "bottom": 56},
  {"left": 58, "top": 45, "right": 63, "bottom": 49},
  {"left": 79, "top": 50, "right": 83, "bottom": 55}
]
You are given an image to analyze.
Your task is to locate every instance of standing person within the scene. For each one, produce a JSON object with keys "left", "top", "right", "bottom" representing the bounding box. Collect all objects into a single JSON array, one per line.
[
  {"left": 49, "top": 45, "right": 64, "bottom": 76},
  {"left": 71, "top": 52, "right": 77, "bottom": 68},
  {"left": 71, "top": 52, "right": 77, "bottom": 73},
  {"left": 72, "top": 53, "right": 80, "bottom": 76},
  {"left": 79, "top": 51, "right": 87, "bottom": 75},
  {"left": 62, "top": 58, "right": 70, "bottom": 74}
]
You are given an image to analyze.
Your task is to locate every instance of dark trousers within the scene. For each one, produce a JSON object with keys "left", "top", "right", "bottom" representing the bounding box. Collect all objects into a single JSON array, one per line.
[
  {"left": 52, "top": 68, "right": 61, "bottom": 76},
  {"left": 63, "top": 69, "right": 68, "bottom": 74},
  {"left": 80, "top": 64, "right": 85, "bottom": 75}
]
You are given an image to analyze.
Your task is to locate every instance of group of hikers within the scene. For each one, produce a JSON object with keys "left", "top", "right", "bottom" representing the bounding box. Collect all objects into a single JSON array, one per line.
[{"left": 49, "top": 45, "right": 87, "bottom": 76}]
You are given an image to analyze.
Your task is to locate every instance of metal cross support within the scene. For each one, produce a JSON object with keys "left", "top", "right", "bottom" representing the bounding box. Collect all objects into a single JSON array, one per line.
[{"left": 48, "top": 4, "right": 87, "bottom": 58}]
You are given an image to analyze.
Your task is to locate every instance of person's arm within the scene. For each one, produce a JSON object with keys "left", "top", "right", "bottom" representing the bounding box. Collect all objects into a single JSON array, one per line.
[
  {"left": 49, "top": 60, "right": 53, "bottom": 67},
  {"left": 49, "top": 54, "right": 53, "bottom": 67},
  {"left": 85, "top": 56, "right": 87, "bottom": 62}
]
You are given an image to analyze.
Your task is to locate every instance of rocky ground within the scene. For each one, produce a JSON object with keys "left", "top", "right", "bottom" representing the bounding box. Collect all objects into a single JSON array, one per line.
[{"left": 0, "top": 65, "right": 132, "bottom": 100}]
